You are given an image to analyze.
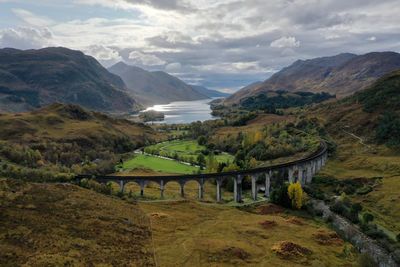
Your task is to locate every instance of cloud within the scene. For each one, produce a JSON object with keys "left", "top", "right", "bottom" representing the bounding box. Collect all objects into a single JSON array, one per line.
[
  {"left": 12, "top": 8, "right": 54, "bottom": 27},
  {"left": 74, "top": 0, "right": 192, "bottom": 11},
  {"left": 0, "top": 27, "right": 53, "bottom": 49},
  {"left": 165, "top": 62, "right": 182, "bottom": 72},
  {"left": 270, "top": 36, "right": 300, "bottom": 48},
  {"left": 1, "top": 0, "right": 400, "bottom": 92},
  {"left": 128, "top": 51, "right": 166, "bottom": 66},
  {"left": 84, "top": 45, "right": 122, "bottom": 66}
]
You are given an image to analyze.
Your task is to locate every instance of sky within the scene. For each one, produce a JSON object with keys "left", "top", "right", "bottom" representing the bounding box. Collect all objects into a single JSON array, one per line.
[{"left": 0, "top": 0, "right": 400, "bottom": 93}]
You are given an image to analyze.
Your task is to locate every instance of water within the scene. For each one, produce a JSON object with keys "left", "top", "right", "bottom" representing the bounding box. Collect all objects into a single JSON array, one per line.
[{"left": 141, "top": 98, "right": 219, "bottom": 124}]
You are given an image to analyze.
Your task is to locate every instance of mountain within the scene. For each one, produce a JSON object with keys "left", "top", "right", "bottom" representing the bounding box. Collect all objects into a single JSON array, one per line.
[
  {"left": 191, "top": 85, "right": 230, "bottom": 98},
  {"left": 312, "top": 70, "right": 400, "bottom": 146},
  {"left": 0, "top": 47, "right": 139, "bottom": 113},
  {"left": 226, "top": 52, "right": 400, "bottom": 105},
  {"left": 108, "top": 62, "right": 208, "bottom": 105}
]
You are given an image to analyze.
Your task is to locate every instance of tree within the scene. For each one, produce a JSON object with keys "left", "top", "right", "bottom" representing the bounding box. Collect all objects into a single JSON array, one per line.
[
  {"left": 222, "top": 163, "right": 240, "bottom": 172},
  {"left": 197, "top": 154, "right": 206, "bottom": 167},
  {"left": 248, "top": 157, "right": 258, "bottom": 168},
  {"left": 287, "top": 182, "right": 304, "bottom": 210},
  {"left": 197, "top": 135, "right": 207, "bottom": 146},
  {"left": 270, "top": 183, "right": 291, "bottom": 208},
  {"left": 206, "top": 153, "right": 219, "bottom": 173}
]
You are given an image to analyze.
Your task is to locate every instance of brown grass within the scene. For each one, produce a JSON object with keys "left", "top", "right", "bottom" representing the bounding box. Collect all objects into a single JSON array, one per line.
[
  {"left": 271, "top": 241, "right": 312, "bottom": 258},
  {"left": 313, "top": 231, "right": 344, "bottom": 246},
  {"left": 259, "top": 220, "right": 278, "bottom": 229},
  {"left": 285, "top": 217, "right": 305, "bottom": 226},
  {"left": 140, "top": 201, "right": 358, "bottom": 266},
  {"left": 257, "top": 203, "right": 285, "bottom": 215},
  {"left": 0, "top": 179, "right": 155, "bottom": 266}
]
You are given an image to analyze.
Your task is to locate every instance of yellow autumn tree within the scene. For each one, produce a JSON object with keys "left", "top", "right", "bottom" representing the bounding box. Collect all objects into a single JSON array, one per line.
[
  {"left": 248, "top": 157, "right": 258, "bottom": 168},
  {"left": 254, "top": 130, "right": 263, "bottom": 143},
  {"left": 287, "top": 182, "right": 304, "bottom": 210}
]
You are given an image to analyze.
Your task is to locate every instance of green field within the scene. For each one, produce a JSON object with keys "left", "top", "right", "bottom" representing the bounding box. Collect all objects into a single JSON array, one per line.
[
  {"left": 145, "top": 139, "right": 235, "bottom": 164},
  {"left": 118, "top": 154, "right": 200, "bottom": 174}
]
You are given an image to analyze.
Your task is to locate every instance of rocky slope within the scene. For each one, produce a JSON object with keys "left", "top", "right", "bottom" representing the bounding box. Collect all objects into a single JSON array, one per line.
[
  {"left": 226, "top": 52, "right": 400, "bottom": 105},
  {"left": 0, "top": 47, "right": 139, "bottom": 113}
]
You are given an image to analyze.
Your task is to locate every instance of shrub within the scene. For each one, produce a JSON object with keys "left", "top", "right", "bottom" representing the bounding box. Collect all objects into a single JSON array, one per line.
[
  {"left": 362, "top": 213, "right": 374, "bottom": 224},
  {"left": 356, "top": 186, "right": 373, "bottom": 195},
  {"left": 197, "top": 135, "right": 207, "bottom": 146},
  {"left": 270, "top": 183, "right": 291, "bottom": 208}
]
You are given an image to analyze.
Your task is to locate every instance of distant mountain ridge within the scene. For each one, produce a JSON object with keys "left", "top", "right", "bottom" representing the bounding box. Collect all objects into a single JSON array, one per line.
[
  {"left": 190, "top": 85, "right": 230, "bottom": 98},
  {"left": 226, "top": 52, "right": 400, "bottom": 105},
  {"left": 0, "top": 47, "right": 138, "bottom": 113},
  {"left": 109, "top": 62, "right": 225, "bottom": 106}
]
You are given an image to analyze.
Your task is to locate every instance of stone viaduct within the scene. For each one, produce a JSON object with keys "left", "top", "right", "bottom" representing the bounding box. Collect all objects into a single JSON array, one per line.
[{"left": 76, "top": 142, "right": 328, "bottom": 203}]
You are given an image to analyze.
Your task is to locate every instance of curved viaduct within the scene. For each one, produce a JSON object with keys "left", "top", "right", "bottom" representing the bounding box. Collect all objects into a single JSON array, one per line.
[{"left": 76, "top": 142, "right": 328, "bottom": 203}]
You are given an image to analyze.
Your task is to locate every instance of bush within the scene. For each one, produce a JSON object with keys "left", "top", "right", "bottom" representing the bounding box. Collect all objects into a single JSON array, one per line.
[
  {"left": 330, "top": 200, "right": 346, "bottom": 215},
  {"left": 362, "top": 213, "right": 374, "bottom": 224},
  {"left": 197, "top": 136, "right": 207, "bottom": 146},
  {"left": 364, "top": 224, "right": 386, "bottom": 239},
  {"left": 376, "top": 113, "right": 400, "bottom": 147},
  {"left": 356, "top": 186, "right": 373, "bottom": 195},
  {"left": 270, "top": 183, "right": 291, "bottom": 208}
]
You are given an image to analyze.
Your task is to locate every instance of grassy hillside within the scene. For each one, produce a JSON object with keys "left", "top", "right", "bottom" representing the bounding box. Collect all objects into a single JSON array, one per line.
[
  {"left": 303, "top": 71, "right": 400, "bottom": 259},
  {"left": 312, "top": 70, "right": 400, "bottom": 146},
  {"left": 140, "top": 201, "right": 358, "bottom": 266},
  {"left": 0, "top": 179, "right": 155, "bottom": 266},
  {"left": 118, "top": 154, "right": 200, "bottom": 174},
  {"left": 0, "top": 104, "right": 159, "bottom": 181}
]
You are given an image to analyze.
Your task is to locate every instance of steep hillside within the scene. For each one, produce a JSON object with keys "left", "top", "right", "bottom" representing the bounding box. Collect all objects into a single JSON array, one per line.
[
  {"left": 109, "top": 62, "right": 208, "bottom": 105},
  {"left": 0, "top": 179, "right": 155, "bottom": 266},
  {"left": 0, "top": 47, "right": 139, "bottom": 113},
  {"left": 227, "top": 52, "right": 400, "bottom": 104},
  {"left": 311, "top": 70, "right": 400, "bottom": 146},
  {"left": 0, "top": 103, "right": 159, "bottom": 180}
]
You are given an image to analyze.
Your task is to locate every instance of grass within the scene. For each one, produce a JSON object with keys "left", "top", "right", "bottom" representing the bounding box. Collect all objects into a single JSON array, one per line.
[
  {"left": 0, "top": 179, "right": 155, "bottom": 266},
  {"left": 139, "top": 201, "right": 358, "bottom": 266},
  {"left": 0, "top": 178, "right": 359, "bottom": 266},
  {"left": 119, "top": 154, "right": 200, "bottom": 174},
  {"left": 317, "top": 134, "right": 400, "bottom": 236},
  {"left": 146, "top": 139, "right": 235, "bottom": 163}
]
